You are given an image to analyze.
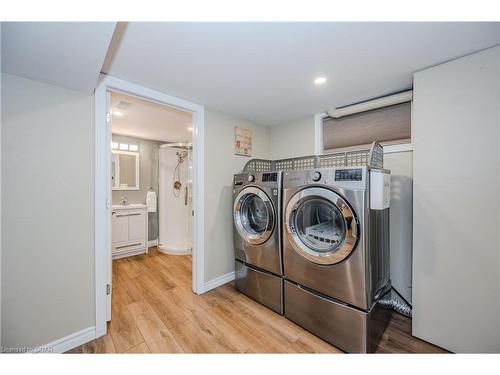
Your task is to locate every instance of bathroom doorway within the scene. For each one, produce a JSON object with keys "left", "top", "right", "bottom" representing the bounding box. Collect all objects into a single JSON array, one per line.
[
  {"left": 109, "top": 91, "right": 193, "bottom": 257},
  {"left": 109, "top": 90, "right": 194, "bottom": 318},
  {"left": 94, "top": 76, "right": 205, "bottom": 338}
]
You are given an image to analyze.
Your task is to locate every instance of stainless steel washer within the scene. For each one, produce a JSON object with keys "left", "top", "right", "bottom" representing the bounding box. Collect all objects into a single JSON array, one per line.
[
  {"left": 282, "top": 166, "right": 391, "bottom": 352},
  {"left": 233, "top": 171, "right": 283, "bottom": 314}
]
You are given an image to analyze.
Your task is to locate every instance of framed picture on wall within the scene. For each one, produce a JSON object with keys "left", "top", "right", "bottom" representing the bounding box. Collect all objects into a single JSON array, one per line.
[{"left": 234, "top": 126, "right": 252, "bottom": 157}]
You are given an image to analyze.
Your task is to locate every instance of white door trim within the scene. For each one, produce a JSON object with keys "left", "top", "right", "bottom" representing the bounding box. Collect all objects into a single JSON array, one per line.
[{"left": 94, "top": 75, "right": 205, "bottom": 338}]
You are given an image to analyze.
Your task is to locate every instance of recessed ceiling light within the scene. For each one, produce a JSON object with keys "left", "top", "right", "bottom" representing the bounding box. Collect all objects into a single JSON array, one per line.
[
  {"left": 112, "top": 110, "right": 124, "bottom": 117},
  {"left": 187, "top": 127, "right": 193, "bottom": 132},
  {"left": 314, "top": 76, "right": 327, "bottom": 85}
]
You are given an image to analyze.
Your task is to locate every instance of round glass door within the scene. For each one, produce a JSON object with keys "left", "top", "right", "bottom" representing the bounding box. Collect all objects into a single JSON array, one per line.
[
  {"left": 294, "top": 198, "right": 346, "bottom": 253},
  {"left": 285, "top": 187, "right": 358, "bottom": 265},
  {"left": 234, "top": 187, "right": 274, "bottom": 245}
]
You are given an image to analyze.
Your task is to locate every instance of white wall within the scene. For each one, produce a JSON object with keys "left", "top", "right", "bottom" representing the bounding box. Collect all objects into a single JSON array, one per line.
[
  {"left": 384, "top": 151, "right": 413, "bottom": 302},
  {"left": 269, "top": 116, "right": 315, "bottom": 160},
  {"left": 204, "top": 108, "right": 271, "bottom": 282},
  {"left": 413, "top": 46, "right": 500, "bottom": 352},
  {"left": 1, "top": 74, "right": 95, "bottom": 348}
]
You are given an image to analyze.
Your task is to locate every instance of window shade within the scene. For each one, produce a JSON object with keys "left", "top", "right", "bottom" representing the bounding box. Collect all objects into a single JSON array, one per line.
[{"left": 323, "top": 102, "right": 411, "bottom": 151}]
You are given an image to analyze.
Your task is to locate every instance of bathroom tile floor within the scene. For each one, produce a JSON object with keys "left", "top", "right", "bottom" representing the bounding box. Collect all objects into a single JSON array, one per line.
[{"left": 68, "top": 247, "right": 447, "bottom": 354}]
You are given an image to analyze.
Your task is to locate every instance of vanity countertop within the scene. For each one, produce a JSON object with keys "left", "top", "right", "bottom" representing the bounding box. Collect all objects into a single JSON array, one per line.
[{"left": 112, "top": 204, "right": 147, "bottom": 210}]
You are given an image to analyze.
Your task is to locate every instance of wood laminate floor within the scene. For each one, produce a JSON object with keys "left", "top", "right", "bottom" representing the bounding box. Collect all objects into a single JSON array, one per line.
[{"left": 68, "top": 247, "right": 447, "bottom": 354}]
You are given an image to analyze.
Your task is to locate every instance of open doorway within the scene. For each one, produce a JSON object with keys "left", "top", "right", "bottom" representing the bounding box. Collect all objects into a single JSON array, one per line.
[
  {"left": 94, "top": 76, "right": 205, "bottom": 338},
  {"left": 108, "top": 91, "right": 194, "bottom": 325}
]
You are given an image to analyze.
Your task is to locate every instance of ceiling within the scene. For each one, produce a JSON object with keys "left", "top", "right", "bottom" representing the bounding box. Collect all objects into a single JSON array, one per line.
[
  {"left": 1, "top": 22, "right": 116, "bottom": 93},
  {"left": 111, "top": 91, "right": 193, "bottom": 143},
  {"left": 104, "top": 22, "right": 500, "bottom": 125},
  {"left": 2, "top": 22, "right": 500, "bottom": 125}
]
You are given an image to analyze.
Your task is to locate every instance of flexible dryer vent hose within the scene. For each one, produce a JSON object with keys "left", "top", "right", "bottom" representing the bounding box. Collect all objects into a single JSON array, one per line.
[{"left": 379, "top": 289, "right": 412, "bottom": 318}]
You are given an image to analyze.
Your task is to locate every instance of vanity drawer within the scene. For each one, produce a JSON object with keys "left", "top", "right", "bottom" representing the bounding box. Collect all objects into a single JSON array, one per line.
[{"left": 112, "top": 239, "right": 146, "bottom": 254}]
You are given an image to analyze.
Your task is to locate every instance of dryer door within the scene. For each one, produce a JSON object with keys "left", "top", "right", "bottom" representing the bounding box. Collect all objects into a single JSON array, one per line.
[
  {"left": 285, "top": 187, "right": 358, "bottom": 265},
  {"left": 234, "top": 186, "right": 275, "bottom": 245}
]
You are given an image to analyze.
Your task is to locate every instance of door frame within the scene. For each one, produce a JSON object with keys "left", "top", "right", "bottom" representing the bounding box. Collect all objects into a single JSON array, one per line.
[{"left": 94, "top": 75, "right": 205, "bottom": 337}]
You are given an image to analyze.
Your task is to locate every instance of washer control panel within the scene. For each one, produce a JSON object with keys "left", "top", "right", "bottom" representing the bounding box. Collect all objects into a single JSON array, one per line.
[
  {"left": 334, "top": 168, "right": 363, "bottom": 181},
  {"left": 233, "top": 171, "right": 281, "bottom": 187},
  {"left": 262, "top": 172, "right": 278, "bottom": 182}
]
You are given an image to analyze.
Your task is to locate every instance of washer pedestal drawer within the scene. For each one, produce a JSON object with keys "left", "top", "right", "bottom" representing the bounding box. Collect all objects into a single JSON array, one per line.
[
  {"left": 235, "top": 260, "right": 283, "bottom": 315},
  {"left": 284, "top": 280, "right": 391, "bottom": 353}
]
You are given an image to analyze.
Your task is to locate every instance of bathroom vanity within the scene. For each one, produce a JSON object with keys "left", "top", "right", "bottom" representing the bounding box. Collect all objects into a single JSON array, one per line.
[{"left": 111, "top": 204, "right": 148, "bottom": 259}]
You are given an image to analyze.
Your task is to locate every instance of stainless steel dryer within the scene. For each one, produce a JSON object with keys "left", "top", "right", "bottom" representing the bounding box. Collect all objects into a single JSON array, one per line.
[
  {"left": 282, "top": 166, "right": 391, "bottom": 352},
  {"left": 233, "top": 171, "right": 283, "bottom": 314}
]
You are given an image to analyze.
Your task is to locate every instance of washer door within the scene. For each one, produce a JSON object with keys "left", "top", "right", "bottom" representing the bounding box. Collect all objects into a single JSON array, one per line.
[
  {"left": 285, "top": 187, "right": 358, "bottom": 265},
  {"left": 234, "top": 186, "right": 275, "bottom": 245}
]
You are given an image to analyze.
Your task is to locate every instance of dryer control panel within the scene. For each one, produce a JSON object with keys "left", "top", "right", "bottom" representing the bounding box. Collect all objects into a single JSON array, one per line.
[{"left": 283, "top": 166, "right": 368, "bottom": 190}]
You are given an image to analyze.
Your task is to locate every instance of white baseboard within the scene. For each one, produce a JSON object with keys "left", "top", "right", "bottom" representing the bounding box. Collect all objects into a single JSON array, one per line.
[
  {"left": 148, "top": 239, "right": 158, "bottom": 247},
  {"left": 37, "top": 326, "right": 96, "bottom": 353},
  {"left": 201, "top": 271, "right": 235, "bottom": 293}
]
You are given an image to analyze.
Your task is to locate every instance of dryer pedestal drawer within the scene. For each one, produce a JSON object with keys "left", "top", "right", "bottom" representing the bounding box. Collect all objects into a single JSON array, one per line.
[
  {"left": 235, "top": 260, "right": 283, "bottom": 315},
  {"left": 284, "top": 280, "right": 391, "bottom": 353}
]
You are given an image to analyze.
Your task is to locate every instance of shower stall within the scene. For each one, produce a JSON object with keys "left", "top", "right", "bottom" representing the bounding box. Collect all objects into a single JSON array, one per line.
[{"left": 158, "top": 143, "right": 192, "bottom": 255}]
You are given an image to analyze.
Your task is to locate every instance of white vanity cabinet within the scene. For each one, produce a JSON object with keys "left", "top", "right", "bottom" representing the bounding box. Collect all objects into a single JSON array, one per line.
[{"left": 111, "top": 205, "right": 148, "bottom": 259}]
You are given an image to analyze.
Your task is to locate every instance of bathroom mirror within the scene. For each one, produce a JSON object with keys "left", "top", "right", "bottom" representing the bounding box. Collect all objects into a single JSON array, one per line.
[{"left": 111, "top": 150, "right": 140, "bottom": 190}]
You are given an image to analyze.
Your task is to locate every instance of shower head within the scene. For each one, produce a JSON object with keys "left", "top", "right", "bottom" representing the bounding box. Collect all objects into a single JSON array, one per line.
[{"left": 176, "top": 150, "right": 188, "bottom": 163}]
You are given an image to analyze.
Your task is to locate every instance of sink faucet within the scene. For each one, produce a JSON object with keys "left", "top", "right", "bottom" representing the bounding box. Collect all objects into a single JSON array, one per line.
[{"left": 120, "top": 197, "right": 129, "bottom": 206}]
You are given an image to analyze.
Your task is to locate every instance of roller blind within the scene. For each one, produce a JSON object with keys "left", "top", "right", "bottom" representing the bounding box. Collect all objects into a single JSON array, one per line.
[{"left": 323, "top": 102, "right": 411, "bottom": 151}]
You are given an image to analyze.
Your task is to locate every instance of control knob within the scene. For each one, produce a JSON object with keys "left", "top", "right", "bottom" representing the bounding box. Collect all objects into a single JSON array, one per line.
[
  {"left": 247, "top": 175, "right": 255, "bottom": 182},
  {"left": 311, "top": 171, "right": 321, "bottom": 182}
]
